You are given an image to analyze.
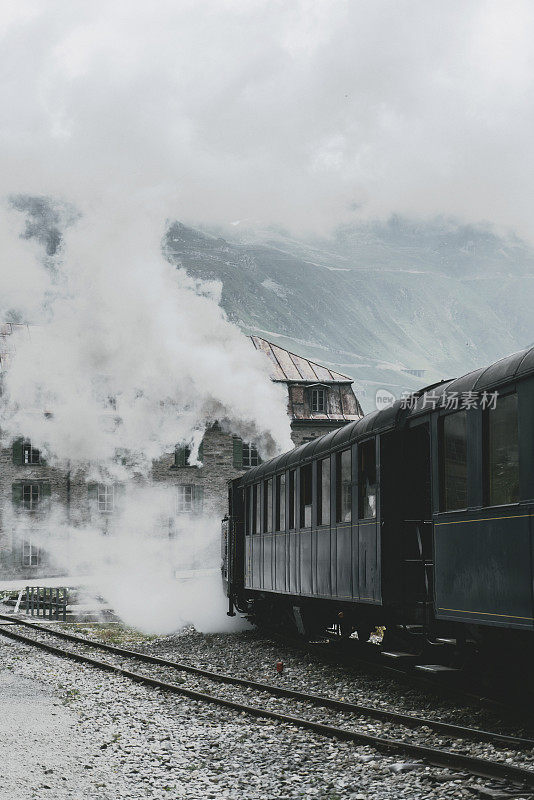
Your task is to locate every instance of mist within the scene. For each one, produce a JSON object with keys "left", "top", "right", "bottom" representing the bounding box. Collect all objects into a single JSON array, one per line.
[
  {"left": 7, "top": 487, "right": 244, "bottom": 634},
  {"left": 1, "top": 1, "right": 533, "bottom": 238}
]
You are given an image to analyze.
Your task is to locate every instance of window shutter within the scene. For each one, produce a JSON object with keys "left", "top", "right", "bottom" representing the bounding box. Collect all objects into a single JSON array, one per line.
[
  {"left": 87, "top": 483, "right": 98, "bottom": 505},
  {"left": 193, "top": 485, "right": 204, "bottom": 513},
  {"left": 175, "top": 446, "right": 186, "bottom": 467},
  {"left": 233, "top": 437, "right": 243, "bottom": 469},
  {"left": 12, "top": 438, "right": 23, "bottom": 465},
  {"left": 198, "top": 440, "right": 204, "bottom": 462},
  {"left": 12, "top": 483, "right": 23, "bottom": 507}
]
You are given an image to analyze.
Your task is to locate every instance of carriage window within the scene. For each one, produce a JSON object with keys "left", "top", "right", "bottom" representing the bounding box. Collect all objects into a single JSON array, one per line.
[
  {"left": 300, "top": 463, "right": 312, "bottom": 528},
  {"left": 336, "top": 449, "right": 352, "bottom": 522},
  {"left": 263, "top": 479, "right": 273, "bottom": 532},
  {"left": 317, "top": 458, "right": 330, "bottom": 525},
  {"left": 440, "top": 411, "right": 467, "bottom": 511},
  {"left": 276, "top": 474, "right": 286, "bottom": 531},
  {"left": 245, "top": 486, "right": 252, "bottom": 535},
  {"left": 358, "top": 441, "right": 376, "bottom": 519},
  {"left": 253, "top": 484, "right": 261, "bottom": 534},
  {"left": 289, "top": 470, "right": 296, "bottom": 528},
  {"left": 487, "top": 393, "right": 519, "bottom": 506}
]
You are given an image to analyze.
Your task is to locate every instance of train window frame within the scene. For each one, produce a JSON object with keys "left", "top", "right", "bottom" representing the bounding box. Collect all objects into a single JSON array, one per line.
[
  {"left": 299, "top": 463, "right": 312, "bottom": 529},
  {"left": 484, "top": 391, "right": 519, "bottom": 507},
  {"left": 252, "top": 484, "right": 261, "bottom": 534},
  {"left": 288, "top": 469, "right": 296, "bottom": 529},
  {"left": 245, "top": 485, "right": 252, "bottom": 535},
  {"left": 439, "top": 410, "right": 468, "bottom": 512},
  {"left": 263, "top": 478, "right": 273, "bottom": 532},
  {"left": 317, "top": 457, "right": 330, "bottom": 526},
  {"left": 336, "top": 448, "right": 352, "bottom": 523},
  {"left": 275, "top": 473, "right": 286, "bottom": 532},
  {"left": 358, "top": 439, "right": 377, "bottom": 520}
]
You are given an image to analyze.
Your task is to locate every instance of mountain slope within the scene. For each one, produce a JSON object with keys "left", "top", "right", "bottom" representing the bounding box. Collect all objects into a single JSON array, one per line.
[{"left": 166, "top": 219, "right": 534, "bottom": 411}]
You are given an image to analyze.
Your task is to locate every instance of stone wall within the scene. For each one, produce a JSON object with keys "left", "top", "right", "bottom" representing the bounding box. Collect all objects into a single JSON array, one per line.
[
  {"left": 290, "top": 422, "right": 345, "bottom": 449},
  {"left": 0, "top": 420, "right": 350, "bottom": 579},
  {"left": 151, "top": 425, "right": 246, "bottom": 518},
  {"left": 0, "top": 441, "right": 70, "bottom": 579}
]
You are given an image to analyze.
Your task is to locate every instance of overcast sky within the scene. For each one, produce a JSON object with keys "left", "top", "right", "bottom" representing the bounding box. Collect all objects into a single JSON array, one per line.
[{"left": 1, "top": 0, "right": 533, "bottom": 238}]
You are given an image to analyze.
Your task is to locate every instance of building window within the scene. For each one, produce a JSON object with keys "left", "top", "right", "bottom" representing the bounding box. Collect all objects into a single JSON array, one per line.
[
  {"left": 176, "top": 485, "right": 203, "bottom": 514},
  {"left": 13, "top": 482, "right": 51, "bottom": 512},
  {"left": 300, "top": 463, "right": 312, "bottom": 528},
  {"left": 22, "top": 539, "right": 41, "bottom": 567},
  {"left": 317, "top": 458, "right": 330, "bottom": 525},
  {"left": 175, "top": 445, "right": 191, "bottom": 467},
  {"left": 176, "top": 485, "right": 193, "bottom": 513},
  {"left": 13, "top": 438, "right": 44, "bottom": 466},
  {"left": 23, "top": 484, "right": 40, "bottom": 510},
  {"left": 98, "top": 484, "right": 115, "bottom": 513},
  {"left": 23, "top": 442, "right": 41, "bottom": 465},
  {"left": 310, "top": 388, "right": 326, "bottom": 413},
  {"left": 337, "top": 450, "right": 352, "bottom": 522},
  {"left": 174, "top": 441, "right": 203, "bottom": 468},
  {"left": 487, "top": 393, "right": 519, "bottom": 506},
  {"left": 243, "top": 443, "right": 260, "bottom": 469},
  {"left": 358, "top": 441, "right": 376, "bottom": 519},
  {"left": 440, "top": 411, "right": 468, "bottom": 511},
  {"left": 276, "top": 473, "right": 286, "bottom": 531}
]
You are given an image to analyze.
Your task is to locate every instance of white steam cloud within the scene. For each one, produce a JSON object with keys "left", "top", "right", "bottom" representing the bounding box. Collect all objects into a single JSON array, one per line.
[
  {"left": 0, "top": 2, "right": 304, "bottom": 633},
  {"left": 0, "top": 196, "right": 293, "bottom": 632},
  {"left": 0, "top": 205, "right": 291, "bottom": 467}
]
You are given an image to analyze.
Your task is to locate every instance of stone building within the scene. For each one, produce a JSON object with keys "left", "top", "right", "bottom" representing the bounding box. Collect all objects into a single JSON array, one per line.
[
  {"left": 0, "top": 325, "right": 362, "bottom": 578},
  {"left": 153, "top": 336, "right": 362, "bottom": 518}
]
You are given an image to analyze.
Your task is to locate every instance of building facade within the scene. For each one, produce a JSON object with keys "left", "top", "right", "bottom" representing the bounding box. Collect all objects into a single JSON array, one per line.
[{"left": 0, "top": 326, "right": 362, "bottom": 578}]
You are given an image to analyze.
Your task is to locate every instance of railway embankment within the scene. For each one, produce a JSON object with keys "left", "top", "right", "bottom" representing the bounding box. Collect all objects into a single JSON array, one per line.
[{"left": 1, "top": 620, "right": 534, "bottom": 799}]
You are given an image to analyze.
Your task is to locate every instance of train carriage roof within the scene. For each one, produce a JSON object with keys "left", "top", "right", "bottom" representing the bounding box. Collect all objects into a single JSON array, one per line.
[
  {"left": 474, "top": 348, "right": 530, "bottom": 391},
  {"left": 240, "top": 345, "right": 534, "bottom": 484}
]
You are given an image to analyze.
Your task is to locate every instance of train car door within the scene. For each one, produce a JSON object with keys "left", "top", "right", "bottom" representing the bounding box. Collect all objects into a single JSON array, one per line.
[
  {"left": 356, "top": 438, "right": 381, "bottom": 603},
  {"left": 380, "top": 423, "right": 432, "bottom": 620}
]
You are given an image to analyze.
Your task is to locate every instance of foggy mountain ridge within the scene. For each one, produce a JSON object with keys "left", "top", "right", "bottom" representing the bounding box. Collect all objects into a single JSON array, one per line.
[
  {"left": 9, "top": 195, "right": 534, "bottom": 413},
  {"left": 166, "top": 219, "right": 534, "bottom": 411}
]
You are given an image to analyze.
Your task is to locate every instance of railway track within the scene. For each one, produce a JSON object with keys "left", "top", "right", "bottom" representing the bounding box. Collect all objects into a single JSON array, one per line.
[
  {"left": 1, "top": 613, "right": 533, "bottom": 789},
  {"left": 296, "top": 634, "right": 528, "bottom": 720}
]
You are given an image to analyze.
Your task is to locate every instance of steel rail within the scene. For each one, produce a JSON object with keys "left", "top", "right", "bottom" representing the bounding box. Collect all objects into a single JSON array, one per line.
[
  {"left": 1, "top": 623, "right": 534, "bottom": 788},
  {"left": 1, "top": 612, "right": 532, "bottom": 751}
]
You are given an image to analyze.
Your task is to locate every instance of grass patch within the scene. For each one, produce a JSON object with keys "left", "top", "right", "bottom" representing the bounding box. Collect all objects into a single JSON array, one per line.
[{"left": 54, "top": 623, "right": 160, "bottom": 646}]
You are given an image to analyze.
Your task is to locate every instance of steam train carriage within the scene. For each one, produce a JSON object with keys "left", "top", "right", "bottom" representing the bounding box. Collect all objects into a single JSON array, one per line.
[{"left": 223, "top": 347, "right": 534, "bottom": 647}]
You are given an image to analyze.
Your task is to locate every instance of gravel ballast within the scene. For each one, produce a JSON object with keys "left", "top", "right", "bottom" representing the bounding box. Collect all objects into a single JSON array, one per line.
[{"left": 1, "top": 625, "right": 533, "bottom": 800}]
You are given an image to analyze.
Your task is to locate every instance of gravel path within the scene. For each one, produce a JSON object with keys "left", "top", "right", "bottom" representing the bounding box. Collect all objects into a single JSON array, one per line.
[{"left": 1, "top": 626, "right": 533, "bottom": 799}]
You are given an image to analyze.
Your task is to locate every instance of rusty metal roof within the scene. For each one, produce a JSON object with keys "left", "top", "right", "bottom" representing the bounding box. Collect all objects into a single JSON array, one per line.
[{"left": 250, "top": 335, "right": 354, "bottom": 384}]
